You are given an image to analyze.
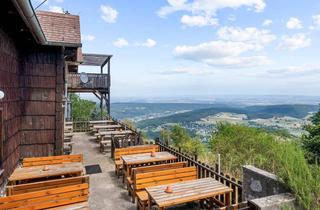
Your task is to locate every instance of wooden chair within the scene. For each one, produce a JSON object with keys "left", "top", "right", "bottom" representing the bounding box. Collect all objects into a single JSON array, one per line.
[
  {"left": 6, "top": 176, "right": 89, "bottom": 196},
  {"left": 0, "top": 183, "right": 89, "bottom": 209},
  {"left": 135, "top": 166, "right": 197, "bottom": 210},
  {"left": 127, "top": 162, "right": 187, "bottom": 203},
  {"left": 114, "top": 145, "right": 159, "bottom": 177},
  {"left": 22, "top": 154, "right": 83, "bottom": 167}
]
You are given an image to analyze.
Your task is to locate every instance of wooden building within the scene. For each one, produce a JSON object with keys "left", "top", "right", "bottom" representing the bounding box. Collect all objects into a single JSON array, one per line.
[{"left": 0, "top": 0, "right": 111, "bottom": 185}]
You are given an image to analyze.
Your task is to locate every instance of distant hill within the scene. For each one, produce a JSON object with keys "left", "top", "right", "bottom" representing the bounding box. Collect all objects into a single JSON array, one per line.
[
  {"left": 137, "top": 104, "right": 318, "bottom": 129},
  {"left": 111, "top": 103, "right": 219, "bottom": 120}
]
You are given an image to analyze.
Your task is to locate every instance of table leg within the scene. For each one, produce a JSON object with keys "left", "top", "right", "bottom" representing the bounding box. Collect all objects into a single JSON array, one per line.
[
  {"left": 148, "top": 194, "right": 152, "bottom": 210},
  {"left": 122, "top": 164, "right": 127, "bottom": 184},
  {"left": 225, "top": 192, "right": 230, "bottom": 206}
]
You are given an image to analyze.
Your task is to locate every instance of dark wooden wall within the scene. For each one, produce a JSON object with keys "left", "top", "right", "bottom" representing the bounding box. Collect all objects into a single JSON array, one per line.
[
  {"left": 0, "top": 26, "right": 22, "bottom": 184},
  {"left": 19, "top": 46, "right": 64, "bottom": 158},
  {"left": 0, "top": 25, "right": 64, "bottom": 185}
]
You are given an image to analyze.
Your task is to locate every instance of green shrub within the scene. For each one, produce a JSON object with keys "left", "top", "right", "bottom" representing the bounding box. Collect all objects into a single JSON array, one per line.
[{"left": 208, "top": 123, "right": 320, "bottom": 209}]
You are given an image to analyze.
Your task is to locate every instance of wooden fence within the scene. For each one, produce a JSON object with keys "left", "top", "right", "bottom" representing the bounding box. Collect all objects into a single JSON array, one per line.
[
  {"left": 155, "top": 139, "right": 244, "bottom": 206},
  {"left": 72, "top": 120, "right": 91, "bottom": 132}
]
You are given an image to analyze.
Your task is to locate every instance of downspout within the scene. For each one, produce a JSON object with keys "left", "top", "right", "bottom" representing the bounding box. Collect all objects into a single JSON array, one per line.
[{"left": 11, "top": 0, "right": 47, "bottom": 45}]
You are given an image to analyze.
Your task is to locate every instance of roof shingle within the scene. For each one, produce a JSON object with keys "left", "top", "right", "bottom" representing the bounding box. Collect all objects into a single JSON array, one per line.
[{"left": 36, "top": 11, "right": 81, "bottom": 46}]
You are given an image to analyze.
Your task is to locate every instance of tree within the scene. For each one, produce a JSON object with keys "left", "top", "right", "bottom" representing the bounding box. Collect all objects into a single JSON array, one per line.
[
  {"left": 159, "top": 129, "right": 171, "bottom": 144},
  {"left": 170, "top": 125, "right": 191, "bottom": 148},
  {"left": 169, "top": 125, "right": 205, "bottom": 156},
  {"left": 90, "top": 107, "right": 108, "bottom": 120},
  {"left": 70, "top": 93, "right": 96, "bottom": 120},
  {"left": 302, "top": 107, "right": 320, "bottom": 163}
]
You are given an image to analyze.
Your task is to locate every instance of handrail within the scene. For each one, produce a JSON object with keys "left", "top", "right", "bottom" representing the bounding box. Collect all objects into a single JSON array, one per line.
[{"left": 67, "top": 73, "right": 109, "bottom": 90}]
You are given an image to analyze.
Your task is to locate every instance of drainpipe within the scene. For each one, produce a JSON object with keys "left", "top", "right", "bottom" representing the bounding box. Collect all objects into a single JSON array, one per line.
[{"left": 11, "top": 0, "right": 47, "bottom": 45}]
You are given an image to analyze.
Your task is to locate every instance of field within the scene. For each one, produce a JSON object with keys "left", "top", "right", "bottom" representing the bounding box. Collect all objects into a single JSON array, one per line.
[{"left": 111, "top": 103, "right": 318, "bottom": 139}]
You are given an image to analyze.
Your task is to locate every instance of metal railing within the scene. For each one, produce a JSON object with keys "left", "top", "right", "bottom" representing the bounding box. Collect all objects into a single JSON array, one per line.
[
  {"left": 67, "top": 73, "right": 109, "bottom": 90},
  {"left": 155, "top": 139, "right": 244, "bottom": 206}
]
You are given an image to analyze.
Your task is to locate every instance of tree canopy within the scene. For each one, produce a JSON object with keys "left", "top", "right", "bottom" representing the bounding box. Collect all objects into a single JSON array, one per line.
[
  {"left": 70, "top": 93, "right": 101, "bottom": 120},
  {"left": 302, "top": 107, "right": 320, "bottom": 163}
]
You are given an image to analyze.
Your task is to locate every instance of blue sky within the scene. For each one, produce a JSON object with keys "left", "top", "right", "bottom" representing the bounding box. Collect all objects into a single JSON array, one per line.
[{"left": 33, "top": 0, "right": 320, "bottom": 99}]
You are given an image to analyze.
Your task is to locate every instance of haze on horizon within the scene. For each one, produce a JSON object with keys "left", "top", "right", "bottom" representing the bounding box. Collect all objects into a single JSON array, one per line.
[{"left": 33, "top": 0, "right": 320, "bottom": 98}]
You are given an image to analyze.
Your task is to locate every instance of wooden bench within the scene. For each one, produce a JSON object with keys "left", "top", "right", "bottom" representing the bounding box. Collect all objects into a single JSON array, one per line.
[
  {"left": 0, "top": 183, "right": 89, "bottom": 209},
  {"left": 23, "top": 154, "right": 83, "bottom": 167},
  {"left": 6, "top": 176, "right": 89, "bottom": 196},
  {"left": 114, "top": 145, "right": 159, "bottom": 177},
  {"left": 127, "top": 162, "right": 187, "bottom": 203},
  {"left": 135, "top": 166, "right": 197, "bottom": 210}
]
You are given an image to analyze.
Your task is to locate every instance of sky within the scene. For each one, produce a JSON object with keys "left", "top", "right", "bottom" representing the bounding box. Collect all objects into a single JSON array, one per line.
[{"left": 32, "top": 0, "right": 320, "bottom": 99}]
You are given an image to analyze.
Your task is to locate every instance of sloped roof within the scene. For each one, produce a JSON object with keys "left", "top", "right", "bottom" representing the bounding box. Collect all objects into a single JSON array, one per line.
[
  {"left": 36, "top": 11, "right": 81, "bottom": 47},
  {"left": 82, "top": 54, "right": 112, "bottom": 67}
]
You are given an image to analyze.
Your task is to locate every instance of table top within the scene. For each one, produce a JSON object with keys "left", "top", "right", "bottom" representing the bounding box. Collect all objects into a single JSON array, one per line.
[
  {"left": 9, "top": 162, "right": 84, "bottom": 182},
  {"left": 89, "top": 120, "right": 113, "bottom": 124},
  {"left": 146, "top": 177, "right": 233, "bottom": 208},
  {"left": 93, "top": 124, "right": 122, "bottom": 129},
  {"left": 121, "top": 152, "right": 177, "bottom": 165},
  {"left": 99, "top": 130, "right": 133, "bottom": 136}
]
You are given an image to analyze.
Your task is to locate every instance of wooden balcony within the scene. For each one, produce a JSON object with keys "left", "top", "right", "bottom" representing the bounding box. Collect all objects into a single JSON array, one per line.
[{"left": 67, "top": 73, "right": 109, "bottom": 92}]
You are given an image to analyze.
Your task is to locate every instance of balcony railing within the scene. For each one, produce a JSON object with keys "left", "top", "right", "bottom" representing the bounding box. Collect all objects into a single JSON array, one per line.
[{"left": 67, "top": 73, "right": 109, "bottom": 90}]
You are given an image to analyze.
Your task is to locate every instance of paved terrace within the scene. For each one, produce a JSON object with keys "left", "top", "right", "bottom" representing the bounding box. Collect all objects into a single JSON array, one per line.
[{"left": 72, "top": 133, "right": 196, "bottom": 210}]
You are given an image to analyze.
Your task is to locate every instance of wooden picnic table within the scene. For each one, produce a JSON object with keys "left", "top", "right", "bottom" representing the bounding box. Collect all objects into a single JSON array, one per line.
[
  {"left": 8, "top": 162, "right": 84, "bottom": 185},
  {"left": 99, "top": 130, "right": 133, "bottom": 136},
  {"left": 93, "top": 124, "right": 123, "bottom": 132},
  {"left": 146, "top": 177, "right": 233, "bottom": 210},
  {"left": 121, "top": 152, "right": 177, "bottom": 182},
  {"left": 89, "top": 120, "right": 113, "bottom": 125},
  {"left": 93, "top": 124, "right": 122, "bottom": 129}
]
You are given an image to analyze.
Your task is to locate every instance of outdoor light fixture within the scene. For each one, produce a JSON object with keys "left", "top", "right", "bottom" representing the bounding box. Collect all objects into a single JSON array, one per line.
[{"left": 0, "top": 90, "right": 4, "bottom": 100}]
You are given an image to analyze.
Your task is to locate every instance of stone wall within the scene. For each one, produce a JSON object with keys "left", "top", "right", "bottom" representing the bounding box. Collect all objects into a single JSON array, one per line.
[
  {"left": 243, "top": 165, "right": 298, "bottom": 210},
  {"left": 243, "top": 165, "right": 288, "bottom": 200}
]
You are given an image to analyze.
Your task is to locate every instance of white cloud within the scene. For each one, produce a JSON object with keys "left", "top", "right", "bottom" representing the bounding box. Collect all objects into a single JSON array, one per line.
[
  {"left": 262, "top": 19, "right": 272, "bottom": 26},
  {"left": 174, "top": 40, "right": 271, "bottom": 68},
  {"left": 181, "top": 15, "right": 218, "bottom": 27},
  {"left": 217, "top": 27, "right": 276, "bottom": 49},
  {"left": 158, "top": 67, "right": 214, "bottom": 75},
  {"left": 113, "top": 38, "right": 129, "bottom": 48},
  {"left": 49, "top": 6, "right": 63, "bottom": 13},
  {"left": 204, "top": 56, "right": 271, "bottom": 68},
  {"left": 141, "top": 39, "right": 157, "bottom": 48},
  {"left": 82, "top": 34, "right": 96, "bottom": 41},
  {"left": 286, "top": 17, "right": 303, "bottom": 29},
  {"left": 158, "top": 0, "right": 266, "bottom": 18},
  {"left": 278, "top": 34, "right": 311, "bottom": 51},
  {"left": 100, "top": 5, "right": 118, "bottom": 23},
  {"left": 268, "top": 65, "right": 320, "bottom": 77},
  {"left": 167, "top": 0, "right": 188, "bottom": 7},
  {"left": 312, "top": 15, "right": 320, "bottom": 26}
]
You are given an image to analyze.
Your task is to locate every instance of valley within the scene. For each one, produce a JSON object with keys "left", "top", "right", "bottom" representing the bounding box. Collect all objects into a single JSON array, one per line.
[{"left": 111, "top": 103, "right": 318, "bottom": 140}]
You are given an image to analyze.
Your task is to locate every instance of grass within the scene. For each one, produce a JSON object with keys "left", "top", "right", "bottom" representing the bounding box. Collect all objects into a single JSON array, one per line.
[{"left": 207, "top": 123, "right": 320, "bottom": 209}]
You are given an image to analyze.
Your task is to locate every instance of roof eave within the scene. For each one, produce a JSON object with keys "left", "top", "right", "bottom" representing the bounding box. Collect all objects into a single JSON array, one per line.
[
  {"left": 47, "top": 41, "right": 82, "bottom": 48},
  {"left": 11, "top": 0, "right": 47, "bottom": 45}
]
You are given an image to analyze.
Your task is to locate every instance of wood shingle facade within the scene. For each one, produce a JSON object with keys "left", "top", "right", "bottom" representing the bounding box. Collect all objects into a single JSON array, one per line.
[{"left": 0, "top": 0, "right": 79, "bottom": 185}]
